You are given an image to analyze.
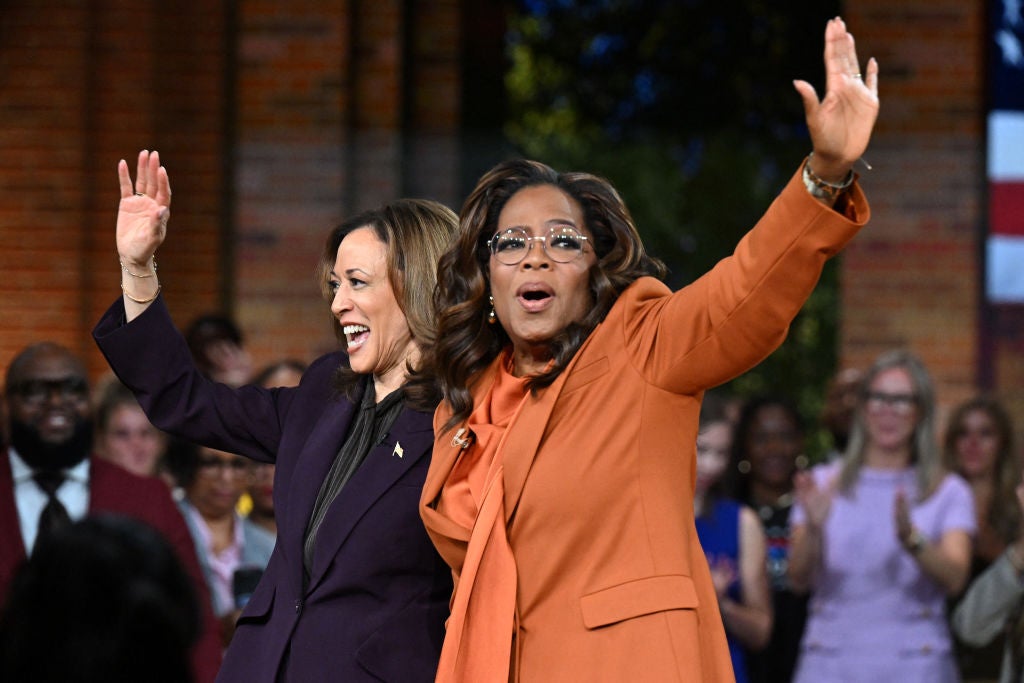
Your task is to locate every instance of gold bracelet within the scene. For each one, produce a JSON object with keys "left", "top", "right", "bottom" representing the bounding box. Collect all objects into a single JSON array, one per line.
[
  {"left": 803, "top": 153, "right": 855, "bottom": 201},
  {"left": 121, "top": 282, "right": 161, "bottom": 304},
  {"left": 120, "top": 256, "right": 158, "bottom": 278}
]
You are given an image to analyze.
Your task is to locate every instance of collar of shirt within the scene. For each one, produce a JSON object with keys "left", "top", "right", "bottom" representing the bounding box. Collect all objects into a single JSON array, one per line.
[
  {"left": 182, "top": 500, "right": 245, "bottom": 616},
  {"left": 8, "top": 448, "right": 91, "bottom": 555},
  {"left": 9, "top": 448, "right": 91, "bottom": 485}
]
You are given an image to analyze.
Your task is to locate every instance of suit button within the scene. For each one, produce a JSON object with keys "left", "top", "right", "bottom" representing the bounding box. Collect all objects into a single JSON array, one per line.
[{"left": 294, "top": 599, "right": 302, "bottom": 614}]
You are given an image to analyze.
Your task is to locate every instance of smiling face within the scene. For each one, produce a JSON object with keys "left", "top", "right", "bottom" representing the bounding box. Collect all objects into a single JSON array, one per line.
[
  {"left": 863, "top": 366, "right": 920, "bottom": 456},
  {"left": 96, "top": 403, "right": 166, "bottom": 478},
  {"left": 186, "top": 447, "right": 248, "bottom": 522},
  {"left": 6, "top": 347, "right": 90, "bottom": 448},
  {"left": 488, "top": 184, "right": 597, "bottom": 375},
  {"left": 696, "top": 421, "right": 733, "bottom": 495},
  {"left": 329, "top": 227, "right": 417, "bottom": 397},
  {"left": 953, "top": 408, "right": 1002, "bottom": 481},
  {"left": 746, "top": 404, "right": 802, "bottom": 492}
]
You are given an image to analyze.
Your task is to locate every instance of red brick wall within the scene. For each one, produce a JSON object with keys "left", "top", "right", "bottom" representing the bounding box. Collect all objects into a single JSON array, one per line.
[
  {"left": 231, "top": 0, "right": 462, "bottom": 372},
  {"left": 841, "top": 1, "right": 993, "bottom": 428},
  {"left": 0, "top": 0, "right": 461, "bottom": 388},
  {"left": 0, "top": 1, "right": 227, "bottom": 383}
]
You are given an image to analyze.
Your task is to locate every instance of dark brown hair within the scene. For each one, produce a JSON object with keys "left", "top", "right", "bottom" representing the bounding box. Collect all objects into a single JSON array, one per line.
[
  {"left": 943, "top": 396, "right": 1020, "bottom": 544},
  {"left": 316, "top": 198, "right": 457, "bottom": 410},
  {"left": 433, "top": 159, "right": 666, "bottom": 431}
]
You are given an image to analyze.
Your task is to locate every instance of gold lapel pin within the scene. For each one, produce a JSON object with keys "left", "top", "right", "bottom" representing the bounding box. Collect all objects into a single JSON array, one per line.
[{"left": 392, "top": 442, "right": 404, "bottom": 459}]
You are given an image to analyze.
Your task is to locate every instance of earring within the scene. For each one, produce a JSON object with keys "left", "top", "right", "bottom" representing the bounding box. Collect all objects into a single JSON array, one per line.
[
  {"left": 737, "top": 460, "right": 751, "bottom": 474},
  {"left": 487, "top": 295, "right": 496, "bottom": 324}
]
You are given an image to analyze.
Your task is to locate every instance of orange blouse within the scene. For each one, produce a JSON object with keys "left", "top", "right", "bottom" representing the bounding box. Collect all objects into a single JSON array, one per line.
[{"left": 433, "top": 350, "right": 530, "bottom": 682}]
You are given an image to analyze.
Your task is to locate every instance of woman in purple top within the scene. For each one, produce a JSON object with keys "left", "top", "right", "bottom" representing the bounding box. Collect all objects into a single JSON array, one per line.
[{"left": 788, "top": 349, "right": 975, "bottom": 683}]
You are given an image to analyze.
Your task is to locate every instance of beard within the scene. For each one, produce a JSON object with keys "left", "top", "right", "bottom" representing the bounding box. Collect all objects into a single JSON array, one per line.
[{"left": 8, "top": 415, "right": 93, "bottom": 473}]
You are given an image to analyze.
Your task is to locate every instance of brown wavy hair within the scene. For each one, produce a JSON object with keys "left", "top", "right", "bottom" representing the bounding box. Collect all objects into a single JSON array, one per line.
[
  {"left": 316, "top": 198, "right": 457, "bottom": 410},
  {"left": 432, "top": 159, "right": 666, "bottom": 431},
  {"left": 943, "top": 396, "right": 1021, "bottom": 545}
]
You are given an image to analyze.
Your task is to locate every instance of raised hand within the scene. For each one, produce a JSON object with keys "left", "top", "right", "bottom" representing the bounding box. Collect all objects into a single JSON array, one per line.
[
  {"left": 707, "top": 555, "right": 738, "bottom": 601},
  {"left": 793, "top": 470, "right": 835, "bottom": 530},
  {"left": 117, "top": 150, "right": 171, "bottom": 269},
  {"left": 893, "top": 488, "right": 914, "bottom": 546},
  {"left": 794, "top": 17, "right": 880, "bottom": 183}
]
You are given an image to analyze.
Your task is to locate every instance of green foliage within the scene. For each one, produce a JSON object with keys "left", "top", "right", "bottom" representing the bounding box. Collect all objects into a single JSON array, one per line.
[{"left": 504, "top": 0, "right": 841, "bottom": 458}]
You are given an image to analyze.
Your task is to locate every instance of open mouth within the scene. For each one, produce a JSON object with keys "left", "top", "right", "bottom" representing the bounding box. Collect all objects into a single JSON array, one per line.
[
  {"left": 343, "top": 324, "right": 370, "bottom": 350},
  {"left": 516, "top": 284, "right": 554, "bottom": 311}
]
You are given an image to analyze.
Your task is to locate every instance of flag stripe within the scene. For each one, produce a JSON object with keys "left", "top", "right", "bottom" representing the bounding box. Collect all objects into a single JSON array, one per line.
[
  {"left": 987, "top": 235, "right": 1024, "bottom": 303},
  {"left": 990, "top": 181, "right": 1024, "bottom": 236},
  {"left": 988, "top": 111, "right": 1024, "bottom": 180}
]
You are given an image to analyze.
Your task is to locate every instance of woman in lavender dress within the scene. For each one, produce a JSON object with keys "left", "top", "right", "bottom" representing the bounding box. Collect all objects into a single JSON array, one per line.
[{"left": 788, "top": 350, "right": 975, "bottom": 682}]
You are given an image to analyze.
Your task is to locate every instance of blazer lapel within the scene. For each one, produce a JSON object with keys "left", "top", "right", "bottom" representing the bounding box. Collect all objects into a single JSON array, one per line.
[
  {"left": 281, "top": 392, "right": 358, "bottom": 588},
  {"left": 501, "top": 332, "right": 599, "bottom": 524},
  {"left": 306, "top": 407, "right": 435, "bottom": 593},
  {"left": 499, "top": 370, "right": 570, "bottom": 524}
]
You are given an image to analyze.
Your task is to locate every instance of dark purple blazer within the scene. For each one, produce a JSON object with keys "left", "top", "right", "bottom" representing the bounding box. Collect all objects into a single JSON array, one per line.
[
  {"left": 94, "top": 297, "right": 451, "bottom": 683},
  {"left": 0, "top": 452, "right": 223, "bottom": 683}
]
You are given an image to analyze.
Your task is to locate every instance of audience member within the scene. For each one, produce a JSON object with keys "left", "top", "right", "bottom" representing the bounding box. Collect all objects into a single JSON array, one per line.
[
  {"left": 165, "top": 438, "right": 269, "bottom": 646},
  {"left": 0, "top": 342, "right": 221, "bottom": 682},
  {"left": 185, "top": 313, "right": 254, "bottom": 387},
  {"left": 236, "top": 360, "right": 307, "bottom": 567},
  {"left": 252, "top": 359, "right": 306, "bottom": 390},
  {"left": 695, "top": 393, "right": 772, "bottom": 683},
  {"left": 944, "top": 396, "right": 1021, "bottom": 681},
  {"left": 789, "top": 349, "right": 974, "bottom": 682},
  {"left": 952, "top": 472, "right": 1024, "bottom": 683},
  {"left": 93, "top": 374, "right": 168, "bottom": 479},
  {"left": 0, "top": 514, "right": 200, "bottom": 683},
  {"left": 820, "top": 366, "right": 864, "bottom": 459},
  {"left": 729, "top": 394, "right": 808, "bottom": 683}
]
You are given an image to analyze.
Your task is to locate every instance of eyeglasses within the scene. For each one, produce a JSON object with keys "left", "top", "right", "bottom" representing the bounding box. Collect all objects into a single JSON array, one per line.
[
  {"left": 864, "top": 391, "right": 917, "bottom": 415},
  {"left": 488, "top": 225, "right": 590, "bottom": 265},
  {"left": 11, "top": 377, "right": 89, "bottom": 406},
  {"left": 197, "top": 457, "right": 250, "bottom": 477},
  {"left": 247, "top": 462, "right": 274, "bottom": 480}
]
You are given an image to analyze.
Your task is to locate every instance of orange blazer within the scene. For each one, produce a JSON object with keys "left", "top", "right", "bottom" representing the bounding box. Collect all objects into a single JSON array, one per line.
[{"left": 421, "top": 166, "right": 870, "bottom": 682}]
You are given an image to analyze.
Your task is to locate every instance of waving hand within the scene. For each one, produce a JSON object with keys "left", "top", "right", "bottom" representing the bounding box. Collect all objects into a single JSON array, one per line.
[{"left": 795, "top": 17, "right": 880, "bottom": 183}]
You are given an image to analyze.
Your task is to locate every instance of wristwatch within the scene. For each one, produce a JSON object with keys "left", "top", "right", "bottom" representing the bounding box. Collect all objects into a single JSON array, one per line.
[{"left": 905, "top": 528, "right": 927, "bottom": 555}]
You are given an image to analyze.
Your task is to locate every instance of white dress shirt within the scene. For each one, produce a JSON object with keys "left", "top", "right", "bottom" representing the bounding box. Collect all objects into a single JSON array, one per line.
[{"left": 8, "top": 448, "right": 90, "bottom": 554}]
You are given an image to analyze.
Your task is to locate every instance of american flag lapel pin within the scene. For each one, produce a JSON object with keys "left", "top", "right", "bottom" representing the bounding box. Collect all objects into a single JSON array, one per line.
[{"left": 392, "top": 442, "right": 404, "bottom": 459}]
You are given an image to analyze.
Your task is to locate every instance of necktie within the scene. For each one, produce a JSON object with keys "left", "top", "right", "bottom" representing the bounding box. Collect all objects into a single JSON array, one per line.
[{"left": 32, "top": 470, "right": 71, "bottom": 550}]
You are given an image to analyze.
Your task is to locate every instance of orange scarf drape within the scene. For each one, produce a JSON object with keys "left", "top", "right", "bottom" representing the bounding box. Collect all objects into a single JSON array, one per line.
[{"left": 434, "top": 353, "right": 530, "bottom": 682}]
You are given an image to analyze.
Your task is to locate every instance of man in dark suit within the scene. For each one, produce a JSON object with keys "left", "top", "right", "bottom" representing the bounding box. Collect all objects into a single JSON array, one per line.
[{"left": 0, "top": 342, "right": 222, "bottom": 683}]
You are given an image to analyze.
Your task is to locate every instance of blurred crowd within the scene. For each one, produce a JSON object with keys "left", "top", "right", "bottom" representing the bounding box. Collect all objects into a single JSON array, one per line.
[
  {"left": 0, "top": 312, "right": 305, "bottom": 683},
  {"left": 1, "top": 309, "right": 1022, "bottom": 682},
  {"left": 696, "top": 351, "right": 1023, "bottom": 683}
]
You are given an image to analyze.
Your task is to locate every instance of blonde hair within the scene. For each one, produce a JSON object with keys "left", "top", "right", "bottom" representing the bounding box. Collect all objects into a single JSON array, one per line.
[{"left": 839, "top": 349, "right": 944, "bottom": 500}]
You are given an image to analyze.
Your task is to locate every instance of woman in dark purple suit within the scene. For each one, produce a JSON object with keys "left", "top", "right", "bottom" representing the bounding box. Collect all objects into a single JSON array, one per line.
[{"left": 95, "top": 150, "right": 455, "bottom": 682}]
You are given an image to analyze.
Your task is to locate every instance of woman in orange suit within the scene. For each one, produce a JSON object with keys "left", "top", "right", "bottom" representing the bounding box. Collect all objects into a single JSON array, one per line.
[{"left": 420, "top": 17, "right": 879, "bottom": 682}]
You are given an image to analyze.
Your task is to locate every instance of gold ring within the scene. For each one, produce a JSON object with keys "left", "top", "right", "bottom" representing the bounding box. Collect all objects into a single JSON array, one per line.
[{"left": 853, "top": 73, "right": 862, "bottom": 79}]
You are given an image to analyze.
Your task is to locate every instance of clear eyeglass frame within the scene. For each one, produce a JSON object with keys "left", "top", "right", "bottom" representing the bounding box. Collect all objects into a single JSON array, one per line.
[{"left": 488, "top": 225, "right": 590, "bottom": 265}]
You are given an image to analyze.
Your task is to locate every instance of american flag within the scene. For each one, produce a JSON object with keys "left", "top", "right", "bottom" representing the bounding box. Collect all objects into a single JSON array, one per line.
[{"left": 987, "top": 0, "right": 1024, "bottom": 302}]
